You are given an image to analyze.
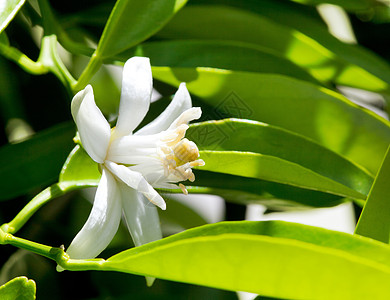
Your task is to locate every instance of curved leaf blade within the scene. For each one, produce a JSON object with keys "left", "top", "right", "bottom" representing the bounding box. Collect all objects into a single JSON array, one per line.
[
  {"left": 96, "top": 0, "right": 188, "bottom": 58},
  {"left": 101, "top": 221, "right": 390, "bottom": 299},
  {"left": 0, "top": 122, "right": 75, "bottom": 200},
  {"left": 157, "top": 4, "right": 390, "bottom": 92},
  {"left": 0, "top": 0, "right": 26, "bottom": 34},
  {"left": 59, "top": 145, "right": 100, "bottom": 190},
  {"left": 0, "top": 276, "right": 36, "bottom": 300},
  {"left": 199, "top": 150, "right": 366, "bottom": 199},
  {"left": 355, "top": 145, "right": 390, "bottom": 243},
  {"left": 152, "top": 67, "right": 390, "bottom": 175},
  {"left": 114, "top": 40, "right": 319, "bottom": 84},
  {"left": 62, "top": 145, "right": 346, "bottom": 209},
  {"left": 189, "top": 119, "right": 373, "bottom": 196}
]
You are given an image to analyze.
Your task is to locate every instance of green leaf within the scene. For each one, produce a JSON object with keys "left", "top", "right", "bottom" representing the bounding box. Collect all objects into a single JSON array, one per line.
[
  {"left": 188, "top": 119, "right": 373, "bottom": 197},
  {"left": 95, "top": 0, "right": 188, "bottom": 58},
  {"left": 157, "top": 4, "right": 390, "bottom": 92},
  {"left": 0, "top": 276, "right": 36, "bottom": 300},
  {"left": 114, "top": 40, "right": 320, "bottom": 85},
  {"left": 152, "top": 67, "right": 390, "bottom": 175},
  {"left": 101, "top": 221, "right": 390, "bottom": 299},
  {"left": 355, "top": 145, "right": 390, "bottom": 243},
  {"left": 199, "top": 150, "right": 366, "bottom": 199},
  {"left": 230, "top": 0, "right": 390, "bottom": 88},
  {"left": 60, "top": 144, "right": 345, "bottom": 209},
  {"left": 0, "top": 122, "right": 75, "bottom": 200},
  {"left": 0, "top": 0, "right": 26, "bottom": 34},
  {"left": 188, "top": 171, "right": 345, "bottom": 209},
  {"left": 58, "top": 145, "right": 100, "bottom": 190}
]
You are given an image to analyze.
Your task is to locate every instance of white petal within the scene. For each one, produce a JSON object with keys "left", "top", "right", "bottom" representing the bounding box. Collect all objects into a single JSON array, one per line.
[
  {"left": 66, "top": 168, "right": 122, "bottom": 259},
  {"left": 106, "top": 133, "right": 161, "bottom": 165},
  {"left": 71, "top": 85, "right": 111, "bottom": 163},
  {"left": 113, "top": 57, "right": 153, "bottom": 138},
  {"left": 168, "top": 107, "right": 202, "bottom": 130},
  {"left": 120, "top": 185, "right": 162, "bottom": 247},
  {"left": 120, "top": 185, "right": 162, "bottom": 286},
  {"left": 105, "top": 161, "right": 166, "bottom": 210},
  {"left": 136, "top": 83, "right": 192, "bottom": 135}
]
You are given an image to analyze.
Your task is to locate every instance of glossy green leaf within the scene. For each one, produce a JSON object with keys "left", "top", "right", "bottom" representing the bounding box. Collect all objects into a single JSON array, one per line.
[
  {"left": 61, "top": 141, "right": 345, "bottom": 209},
  {"left": 98, "top": 221, "right": 390, "bottom": 299},
  {"left": 95, "top": 0, "right": 188, "bottom": 58},
  {"left": 0, "top": 276, "right": 36, "bottom": 300},
  {"left": 355, "top": 145, "right": 390, "bottom": 243},
  {"left": 188, "top": 171, "right": 344, "bottom": 209},
  {"left": 60, "top": 119, "right": 365, "bottom": 209},
  {"left": 157, "top": 4, "right": 390, "bottom": 92},
  {"left": 224, "top": 0, "right": 390, "bottom": 88},
  {"left": 0, "top": 0, "right": 26, "bottom": 34},
  {"left": 152, "top": 67, "right": 390, "bottom": 175},
  {"left": 114, "top": 40, "right": 319, "bottom": 84},
  {"left": 0, "top": 122, "right": 75, "bottom": 200},
  {"left": 188, "top": 119, "right": 373, "bottom": 197},
  {"left": 199, "top": 150, "right": 366, "bottom": 199},
  {"left": 59, "top": 145, "right": 100, "bottom": 190}
]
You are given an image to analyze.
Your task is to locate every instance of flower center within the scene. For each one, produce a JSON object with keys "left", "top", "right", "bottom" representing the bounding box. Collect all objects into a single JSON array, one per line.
[{"left": 160, "top": 132, "right": 204, "bottom": 195}]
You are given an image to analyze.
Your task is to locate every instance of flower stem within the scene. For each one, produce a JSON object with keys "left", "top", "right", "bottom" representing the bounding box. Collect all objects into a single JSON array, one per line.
[
  {"left": 0, "top": 228, "right": 105, "bottom": 271},
  {"left": 0, "top": 42, "right": 49, "bottom": 75},
  {"left": 38, "top": 34, "right": 77, "bottom": 93},
  {"left": 0, "top": 184, "right": 64, "bottom": 235},
  {"left": 36, "top": 0, "right": 77, "bottom": 94}
]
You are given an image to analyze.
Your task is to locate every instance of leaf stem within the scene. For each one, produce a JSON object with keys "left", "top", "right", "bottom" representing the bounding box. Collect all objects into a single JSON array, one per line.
[{"left": 72, "top": 52, "right": 103, "bottom": 92}]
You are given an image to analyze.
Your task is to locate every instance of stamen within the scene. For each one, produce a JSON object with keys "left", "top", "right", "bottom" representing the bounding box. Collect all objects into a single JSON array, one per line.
[
  {"left": 164, "top": 124, "right": 188, "bottom": 147},
  {"left": 190, "top": 159, "right": 205, "bottom": 167},
  {"left": 179, "top": 183, "right": 188, "bottom": 195}
]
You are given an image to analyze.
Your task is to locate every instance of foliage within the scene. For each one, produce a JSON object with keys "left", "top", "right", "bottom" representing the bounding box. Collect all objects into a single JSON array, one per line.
[{"left": 1, "top": 0, "right": 390, "bottom": 299}]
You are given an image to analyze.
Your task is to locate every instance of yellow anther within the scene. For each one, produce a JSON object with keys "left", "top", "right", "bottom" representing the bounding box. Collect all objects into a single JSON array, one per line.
[
  {"left": 179, "top": 183, "right": 188, "bottom": 195},
  {"left": 173, "top": 138, "right": 199, "bottom": 166}
]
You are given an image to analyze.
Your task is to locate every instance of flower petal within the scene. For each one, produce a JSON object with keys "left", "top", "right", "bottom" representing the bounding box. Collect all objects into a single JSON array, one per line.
[
  {"left": 136, "top": 83, "right": 192, "bottom": 135},
  {"left": 120, "top": 184, "right": 162, "bottom": 247},
  {"left": 105, "top": 161, "right": 166, "bottom": 210},
  {"left": 71, "top": 85, "right": 111, "bottom": 163},
  {"left": 113, "top": 57, "right": 153, "bottom": 138},
  {"left": 66, "top": 168, "right": 122, "bottom": 259},
  {"left": 168, "top": 107, "right": 202, "bottom": 130}
]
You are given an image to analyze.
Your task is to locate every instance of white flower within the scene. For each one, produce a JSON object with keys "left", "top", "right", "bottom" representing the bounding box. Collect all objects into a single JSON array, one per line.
[{"left": 65, "top": 57, "right": 204, "bottom": 261}]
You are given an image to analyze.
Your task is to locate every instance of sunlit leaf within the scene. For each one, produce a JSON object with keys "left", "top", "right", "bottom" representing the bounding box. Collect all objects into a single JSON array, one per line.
[
  {"left": 59, "top": 145, "right": 100, "bottom": 190},
  {"left": 355, "top": 145, "right": 390, "bottom": 243},
  {"left": 0, "top": 0, "right": 26, "bottom": 34},
  {"left": 199, "top": 150, "right": 366, "bottom": 199},
  {"left": 187, "top": 171, "right": 344, "bottom": 209},
  {"left": 0, "top": 276, "right": 36, "bottom": 300},
  {"left": 152, "top": 67, "right": 390, "bottom": 175},
  {"left": 96, "top": 0, "right": 188, "bottom": 58},
  {"left": 229, "top": 0, "right": 390, "bottom": 88},
  {"left": 114, "top": 40, "right": 319, "bottom": 85},
  {"left": 98, "top": 221, "right": 390, "bottom": 299},
  {"left": 157, "top": 4, "right": 390, "bottom": 92},
  {"left": 189, "top": 119, "right": 373, "bottom": 197},
  {"left": 59, "top": 120, "right": 367, "bottom": 209}
]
